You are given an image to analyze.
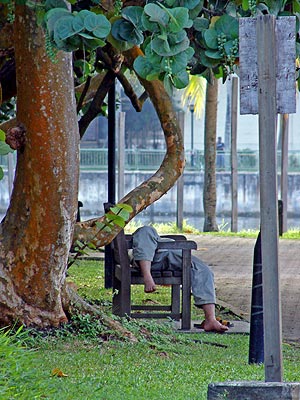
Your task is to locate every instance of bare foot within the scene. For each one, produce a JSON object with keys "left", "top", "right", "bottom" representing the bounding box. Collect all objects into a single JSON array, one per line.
[
  {"left": 144, "top": 275, "right": 156, "bottom": 293},
  {"left": 203, "top": 319, "right": 229, "bottom": 333}
]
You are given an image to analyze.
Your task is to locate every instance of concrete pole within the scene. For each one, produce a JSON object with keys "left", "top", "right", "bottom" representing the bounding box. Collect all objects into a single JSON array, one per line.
[{"left": 257, "top": 14, "right": 283, "bottom": 382}]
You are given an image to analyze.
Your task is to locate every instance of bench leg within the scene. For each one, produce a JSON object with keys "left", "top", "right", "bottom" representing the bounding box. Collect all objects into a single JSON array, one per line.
[
  {"left": 181, "top": 287, "right": 191, "bottom": 330},
  {"left": 112, "top": 276, "right": 131, "bottom": 317},
  {"left": 181, "top": 250, "right": 192, "bottom": 330},
  {"left": 171, "top": 285, "right": 180, "bottom": 319}
]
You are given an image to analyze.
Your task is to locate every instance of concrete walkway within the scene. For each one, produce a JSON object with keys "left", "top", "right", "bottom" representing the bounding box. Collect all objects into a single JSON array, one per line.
[{"left": 188, "top": 235, "right": 300, "bottom": 342}]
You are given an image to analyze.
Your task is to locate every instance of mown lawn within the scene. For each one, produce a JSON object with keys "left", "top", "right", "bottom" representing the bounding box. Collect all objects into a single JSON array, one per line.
[{"left": 3, "top": 258, "right": 300, "bottom": 400}]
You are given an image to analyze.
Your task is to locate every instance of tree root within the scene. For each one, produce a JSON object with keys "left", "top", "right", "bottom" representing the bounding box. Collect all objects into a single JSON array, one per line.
[{"left": 62, "top": 283, "right": 138, "bottom": 343}]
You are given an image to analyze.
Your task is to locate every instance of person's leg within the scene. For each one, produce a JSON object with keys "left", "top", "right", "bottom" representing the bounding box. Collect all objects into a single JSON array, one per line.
[
  {"left": 168, "top": 252, "right": 229, "bottom": 332},
  {"left": 201, "top": 303, "right": 228, "bottom": 332},
  {"left": 139, "top": 260, "right": 156, "bottom": 293},
  {"left": 132, "top": 226, "right": 161, "bottom": 293}
]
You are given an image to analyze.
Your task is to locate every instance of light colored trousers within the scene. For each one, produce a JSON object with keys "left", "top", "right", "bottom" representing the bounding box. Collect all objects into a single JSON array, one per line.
[{"left": 132, "top": 226, "right": 216, "bottom": 306}]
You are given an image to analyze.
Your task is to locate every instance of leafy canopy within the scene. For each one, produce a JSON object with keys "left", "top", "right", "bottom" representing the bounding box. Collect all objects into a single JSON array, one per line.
[{"left": 19, "top": 0, "right": 300, "bottom": 89}]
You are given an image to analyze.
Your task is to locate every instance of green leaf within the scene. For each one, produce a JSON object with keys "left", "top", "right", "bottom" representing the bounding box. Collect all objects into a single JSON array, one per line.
[
  {"left": 224, "top": 40, "right": 238, "bottom": 56},
  {"left": 73, "top": 14, "right": 85, "bottom": 32},
  {"left": 168, "top": 7, "right": 193, "bottom": 33},
  {"left": 152, "top": 32, "right": 189, "bottom": 56},
  {"left": 115, "top": 209, "right": 131, "bottom": 220},
  {"left": 144, "top": 3, "right": 169, "bottom": 27},
  {"left": 164, "top": 0, "right": 177, "bottom": 6},
  {"left": 263, "top": 0, "right": 286, "bottom": 15},
  {"left": 193, "top": 17, "right": 209, "bottom": 32},
  {"left": 78, "top": 32, "right": 96, "bottom": 39},
  {"left": 0, "top": 129, "right": 5, "bottom": 141},
  {"left": 242, "top": 0, "right": 249, "bottom": 11},
  {"left": 293, "top": 0, "right": 300, "bottom": 13},
  {"left": 172, "top": 70, "right": 189, "bottom": 89},
  {"left": 81, "top": 37, "right": 106, "bottom": 49},
  {"left": 199, "top": 49, "right": 220, "bottom": 67},
  {"left": 122, "top": 6, "right": 144, "bottom": 29},
  {"left": 117, "top": 21, "right": 144, "bottom": 44},
  {"left": 0, "top": 142, "right": 14, "bottom": 155},
  {"left": 106, "top": 214, "right": 126, "bottom": 228},
  {"left": 54, "top": 33, "right": 82, "bottom": 51},
  {"left": 189, "top": 1, "right": 205, "bottom": 20},
  {"left": 54, "top": 15, "right": 77, "bottom": 40},
  {"left": 95, "top": 221, "right": 106, "bottom": 230},
  {"left": 45, "top": 8, "right": 71, "bottom": 38},
  {"left": 115, "top": 203, "right": 133, "bottom": 213},
  {"left": 75, "top": 240, "right": 85, "bottom": 249},
  {"left": 185, "top": 46, "right": 195, "bottom": 60},
  {"left": 204, "top": 49, "right": 222, "bottom": 59},
  {"left": 0, "top": 167, "right": 3, "bottom": 181},
  {"left": 84, "top": 13, "right": 111, "bottom": 38},
  {"left": 44, "top": 0, "right": 68, "bottom": 11},
  {"left": 167, "top": 48, "right": 194, "bottom": 74},
  {"left": 203, "top": 28, "right": 218, "bottom": 49},
  {"left": 183, "top": 0, "right": 202, "bottom": 9},
  {"left": 107, "top": 31, "right": 134, "bottom": 51},
  {"left": 133, "top": 56, "right": 154, "bottom": 79},
  {"left": 215, "top": 14, "right": 238, "bottom": 38},
  {"left": 296, "top": 42, "right": 300, "bottom": 58},
  {"left": 141, "top": 12, "right": 160, "bottom": 32},
  {"left": 74, "top": 59, "right": 92, "bottom": 76},
  {"left": 77, "top": 10, "right": 92, "bottom": 21}
]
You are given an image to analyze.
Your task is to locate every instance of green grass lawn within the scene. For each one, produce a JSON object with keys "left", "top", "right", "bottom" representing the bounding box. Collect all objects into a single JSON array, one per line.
[{"left": 2, "top": 258, "right": 299, "bottom": 400}]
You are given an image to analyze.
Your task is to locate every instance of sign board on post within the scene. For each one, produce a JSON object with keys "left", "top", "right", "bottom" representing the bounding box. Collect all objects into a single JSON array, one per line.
[
  {"left": 239, "top": 17, "right": 296, "bottom": 115},
  {"left": 239, "top": 15, "right": 296, "bottom": 383}
]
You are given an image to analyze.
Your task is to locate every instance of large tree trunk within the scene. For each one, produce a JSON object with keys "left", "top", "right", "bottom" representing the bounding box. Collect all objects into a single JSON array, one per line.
[
  {"left": 0, "top": 4, "right": 79, "bottom": 327},
  {"left": 203, "top": 77, "right": 219, "bottom": 232}
]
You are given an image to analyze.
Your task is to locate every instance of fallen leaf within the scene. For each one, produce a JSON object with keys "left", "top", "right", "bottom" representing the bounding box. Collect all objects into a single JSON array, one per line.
[{"left": 51, "top": 368, "right": 68, "bottom": 377}]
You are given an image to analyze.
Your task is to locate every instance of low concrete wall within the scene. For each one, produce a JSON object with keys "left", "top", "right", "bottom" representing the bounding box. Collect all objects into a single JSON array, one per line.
[
  {"left": 77, "top": 171, "right": 300, "bottom": 217},
  {"left": 2, "top": 170, "right": 300, "bottom": 226}
]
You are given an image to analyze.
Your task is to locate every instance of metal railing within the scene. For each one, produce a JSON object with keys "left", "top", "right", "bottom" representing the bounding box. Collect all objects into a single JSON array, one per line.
[
  {"left": 79, "top": 149, "right": 260, "bottom": 172},
  {"left": 2, "top": 149, "right": 300, "bottom": 172}
]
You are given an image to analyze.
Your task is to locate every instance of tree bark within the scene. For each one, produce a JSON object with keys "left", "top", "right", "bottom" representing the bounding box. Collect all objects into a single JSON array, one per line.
[
  {"left": 73, "top": 46, "right": 185, "bottom": 247},
  {"left": 203, "top": 76, "right": 219, "bottom": 232},
  {"left": 0, "top": 3, "right": 79, "bottom": 327},
  {"left": 0, "top": 12, "right": 185, "bottom": 327}
]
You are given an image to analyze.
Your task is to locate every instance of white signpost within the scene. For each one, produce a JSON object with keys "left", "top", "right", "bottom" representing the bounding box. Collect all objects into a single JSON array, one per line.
[{"left": 239, "top": 15, "right": 296, "bottom": 382}]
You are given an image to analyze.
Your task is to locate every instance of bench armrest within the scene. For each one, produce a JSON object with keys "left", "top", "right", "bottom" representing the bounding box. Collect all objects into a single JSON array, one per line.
[{"left": 157, "top": 240, "right": 197, "bottom": 250}]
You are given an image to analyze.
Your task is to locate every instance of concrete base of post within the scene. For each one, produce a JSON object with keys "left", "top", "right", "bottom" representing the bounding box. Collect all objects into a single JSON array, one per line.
[{"left": 207, "top": 381, "right": 300, "bottom": 399}]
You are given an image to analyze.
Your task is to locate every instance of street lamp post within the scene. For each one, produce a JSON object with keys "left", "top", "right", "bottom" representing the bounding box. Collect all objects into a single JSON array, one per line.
[{"left": 189, "top": 104, "right": 195, "bottom": 167}]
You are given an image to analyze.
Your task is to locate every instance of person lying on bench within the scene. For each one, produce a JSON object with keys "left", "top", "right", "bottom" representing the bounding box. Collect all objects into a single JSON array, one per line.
[{"left": 132, "top": 226, "right": 229, "bottom": 333}]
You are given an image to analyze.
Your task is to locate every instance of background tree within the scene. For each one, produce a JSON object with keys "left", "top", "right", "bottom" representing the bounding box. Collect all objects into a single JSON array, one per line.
[{"left": 203, "top": 76, "right": 219, "bottom": 231}]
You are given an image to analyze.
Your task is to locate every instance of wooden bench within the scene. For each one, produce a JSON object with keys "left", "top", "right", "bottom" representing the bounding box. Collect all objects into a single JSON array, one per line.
[{"left": 109, "top": 229, "right": 197, "bottom": 330}]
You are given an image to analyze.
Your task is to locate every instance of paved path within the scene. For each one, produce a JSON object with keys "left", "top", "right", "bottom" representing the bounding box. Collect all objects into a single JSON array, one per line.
[{"left": 187, "top": 235, "right": 300, "bottom": 342}]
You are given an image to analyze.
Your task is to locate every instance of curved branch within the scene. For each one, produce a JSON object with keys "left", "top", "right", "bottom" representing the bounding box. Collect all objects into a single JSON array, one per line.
[
  {"left": 116, "top": 71, "right": 144, "bottom": 111},
  {"left": 73, "top": 46, "right": 185, "bottom": 247},
  {"left": 97, "top": 48, "right": 144, "bottom": 112},
  {"left": 75, "top": 72, "right": 106, "bottom": 107},
  {"left": 78, "top": 70, "right": 115, "bottom": 138},
  {"left": 0, "top": 117, "right": 16, "bottom": 131},
  {"left": 76, "top": 75, "right": 91, "bottom": 113}
]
